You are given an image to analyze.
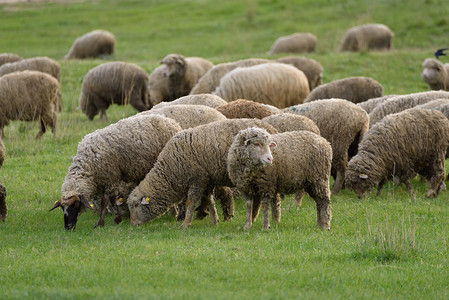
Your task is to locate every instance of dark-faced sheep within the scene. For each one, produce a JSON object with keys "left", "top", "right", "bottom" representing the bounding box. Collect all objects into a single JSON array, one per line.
[
  {"left": 0, "top": 71, "right": 59, "bottom": 138},
  {"left": 268, "top": 33, "right": 317, "bottom": 55},
  {"left": 368, "top": 91, "right": 449, "bottom": 127},
  {"left": 161, "top": 54, "right": 214, "bottom": 100},
  {"left": 65, "top": 29, "right": 116, "bottom": 59},
  {"left": 304, "top": 76, "right": 383, "bottom": 103},
  {"left": 153, "top": 94, "right": 227, "bottom": 110},
  {"left": 50, "top": 114, "right": 182, "bottom": 230},
  {"left": 339, "top": 24, "right": 394, "bottom": 52},
  {"left": 214, "top": 63, "right": 310, "bottom": 108},
  {"left": 79, "top": 61, "right": 152, "bottom": 120},
  {"left": 422, "top": 58, "right": 449, "bottom": 91},
  {"left": 216, "top": 99, "right": 274, "bottom": 119},
  {"left": 227, "top": 127, "right": 332, "bottom": 230},
  {"left": 0, "top": 57, "right": 61, "bottom": 81},
  {"left": 0, "top": 138, "right": 6, "bottom": 221},
  {"left": 127, "top": 119, "right": 278, "bottom": 228},
  {"left": 345, "top": 108, "right": 449, "bottom": 198},
  {"left": 284, "top": 99, "right": 369, "bottom": 194},
  {"left": 0, "top": 53, "right": 22, "bottom": 67},
  {"left": 275, "top": 56, "right": 323, "bottom": 90}
]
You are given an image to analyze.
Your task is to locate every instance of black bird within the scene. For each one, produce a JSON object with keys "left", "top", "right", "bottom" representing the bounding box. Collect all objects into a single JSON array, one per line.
[{"left": 434, "top": 48, "right": 448, "bottom": 60}]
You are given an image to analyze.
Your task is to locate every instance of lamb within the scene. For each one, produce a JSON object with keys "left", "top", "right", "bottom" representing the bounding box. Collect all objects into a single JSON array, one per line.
[
  {"left": 138, "top": 104, "right": 227, "bottom": 129},
  {"left": 50, "top": 114, "right": 183, "bottom": 230},
  {"left": 148, "top": 65, "right": 170, "bottom": 105},
  {"left": 303, "top": 76, "right": 384, "bottom": 103},
  {"left": 345, "top": 108, "right": 449, "bottom": 198},
  {"left": 79, "top": 61, "right": 152, "bottom": 120},
  {"left": 227, "top": 127, "right": 332, "bottom": 230},
  {"left": 339, "top": 24, "right": 394, "bottom": 52},
  {"left": 421, "top": 58, "right": 449, "bottom": 91},
  {"left": 127, "top": 119, "right": 278, "bottom": 228},
  {"left": 216, "top": 99, "right": 274, "bottom": 119},
  {"left": 214, "top": 63, "right": 310, "bottom": 108},
  {"left": 161, "top": 54, "right": 214, "bottom": 100},
  {"left": 0, "top": 56, "right": 61, "bottom": 81},
  {"left": 64, "top": 29, "right": 116, "bottom": 59},
  {"left": 189, "top": 58, "right": 270, "bottom": 95},
  {"left": 0, "top": 70, "right": 59, "bottom": 138},
  {"left": 0, "top": 138, "right": 6, "bottom": 221},
  {"left": 368, "top": 91, "right": 449, "bottom": 127},
  {"left": 152, "top": 94, "right": 227, "bottom": 110},
  {"left": 357, "top": 94, "right": 398, "bottom": 114},
  {"left": 275, "top": 56, "right": 323, "bottom": 90},
  {"left": 0, "top": 53, "right": 22, "bottom": 67},
  {"left": 267, "top": 33, "right": 317, "bottom": 55},
  {"left": 284, "top": 99, "right": 369, "bottom": 194}
]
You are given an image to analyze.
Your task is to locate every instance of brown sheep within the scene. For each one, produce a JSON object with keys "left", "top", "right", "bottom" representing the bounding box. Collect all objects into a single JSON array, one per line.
[
  {"left": 268, "top": 33, "right": 317, "bottom": 55},
  {"left": 216, "top": 99, "right": 274, "bottom": 119},
  {"left": 339, "top": 24, "right": 394, "bottom": 52},
  {"left": 65, "top": 29, "right": 116, "bottom": 59}
]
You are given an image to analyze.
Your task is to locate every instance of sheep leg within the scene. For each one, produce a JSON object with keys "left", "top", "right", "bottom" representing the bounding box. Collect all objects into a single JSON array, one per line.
[
  {"left": 0, "top": 184, "right": 7, "bottom": 221},
  {"left": 271, "top": 194, "right": 281, "bottom": 224},
  {"left": 214, "top": 186, "right": 235, "bottom": 221},
  {"left": 95, "top": 195, "right": 110, "bottom": 228},
  {"left": 307, "top": 181, "right": 332, "bottom": 230},
  {"left": 36, "top": 119, "right": 46, "bottom": 139},
  {"left": 244, "top": 197, "right": 254, "bottom": 230},
  {"left": 332, "top": 170, "right": 344, "bottom": 194},
  {"left": 251, "top": 195, "right": 262, "bottom": 222},
  {"left": 295, "top": 190, "right": 305, "bottom": 206},
  {"left": 425, "top": 164, "right": 446, "bottom": 198},
  {"left": 262, "top": 196, "right": 271, "bottom": 230},
  {"left": 403, "top": 180, "right": 416, "bottom": 198},
  {"left": 182, "top": 198, "right": 195, "bottom": 228},
  {"left": 207, "top": 192, "right": 219, "bottom": 225},
  {"left": 376, "top": 179, "right": 386, "bottom": 196}
]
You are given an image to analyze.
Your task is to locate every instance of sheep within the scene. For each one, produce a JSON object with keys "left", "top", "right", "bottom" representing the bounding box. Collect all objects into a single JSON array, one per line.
[
  {"left": 152, "top": 94, "right": 227, "bottom": 110},
  {"left": 0, "top": 53, "right": 22, "bottom": 67},
  {"left": 368, "top": 91, "right": 449, "bottom": 127},
  {"left": 0, "top": 70, "right": 59, "bottom": 138},
  {"left": 138, "top": 104, "right": 227, "bottom": 129},
  {"left": 189, "top": 58, "right": 270, "bottom": 95},
  {"left": 148, "top": 65, "right": 170, "bottom": 105},
  {"left": 127, "top": 118, "right": 278, "bottom": 228},
  {"left": 0, "top": 56, "right": 61, "bottom": 81},
  {"left": 0, "top": 138, "right": 6, "bottom": 221},
  {"left": 267, "top": 33, "right": 317, "bottom": 55},
  {"left": 421, "top": 58, "right": 449, "bottom": 91},
  {"left": 64, "top": 29, "right": 116, "bottom": 59},
  {"left": 284, "top": 99, "right": 370, "bottom": 194},
  {"left": 227, "top": 127, "right": 332, "bottom": 230},
  {"left": 357, "top": 94, "right": 398, "bottom": 114},
  {"left": 339, "top": 23, "right": 394, "bottom": 52},
  {"left": 160, "top": 54, "right": 214, "bottom": 100},
  {"left": 275, "top": 56, "right": 323, "bottom": 90},
  {"left": 79, "top": 61, "right": 152, "bottom": 120},
  {"left": 216, "top": 99, "right": 274, "bottom": 119},
  {"left": 214, "top": 63, "right": 310, "bottom": 108},
  {"left": 303, "top": 76, "right": 384, "bottom": 103},
  {"left": 50, "top": 114, "right": 183, "bottom": 230},
  {"left": 345, "top": 108, "right": 449, "bottom": 199}
]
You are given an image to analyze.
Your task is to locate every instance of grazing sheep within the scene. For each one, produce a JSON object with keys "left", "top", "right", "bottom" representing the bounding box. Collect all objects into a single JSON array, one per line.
[
  {"left": 65, "top": 29, "right": 116, "bottom": 59},
  {"left": 357, "top": 94, "right": 398, "bottom": 114},
  {"left": 227, "top": 127, "right": 332, "bottom": 230},
  {"left": 148, "top": 65, "right": 170, "bottom": 105},
  {"left": 127, "top": 119, "right": 278, "bottom": 228},
  {"left": 268, "top": 33, "right": 317, "bottom": 55},
  {"left": 216, "top": 99, "right": 274, "bottom": 119},
  {"left": 0, "top": 53, "right": 22, "bottom": 67},
  {"left": 0, "top": 71, "right": 59, "bottom": 138},
  {"left": 0, "top": 138, "right": 6, "bottom": 221},
  {"left": 284, "top": 99, "right": 369, "bottom": 194},
  {"left": 161, "top": 54, "right": 214, "bottom": 100},
  {"left": 50, "top": 114, "right": 183, "bottom": 230},
  {"left": 339, "top": 24, "right": 394, "bottom": 52},
  {"left": 345, "top": 108, "right": 449, "bottom": 198},
  {"left": 139, "top": 104, "right": 227, "bottom": 129},
  {"left": 79, "top": 62, "right": 152, "bottom": 120},
  {"left": 368, "top": 91, "right": 449, "bottom": 127},
  {"left": 0, "top": 57, "right": 61, "bottom": 81},
  {"left": 153, "top": 94, "right": 227, "bottom": 110},
  {"left": 190, "top": 58, "right": 270, "bottom": 95},
  {"left": 421, "top": 58, "right": 449, "bottom": 91},
  {"left": 262, "top": 113, "right": 320, "bottom": 135},
  {"left": 304, "top": 76, "right": 383, "bottom": 103},
  {"left": 214, "top": 63, "right": 310, "bottom": 108},
  {"left": 275, "top": 56, "right": 323, "bottom": 90}
]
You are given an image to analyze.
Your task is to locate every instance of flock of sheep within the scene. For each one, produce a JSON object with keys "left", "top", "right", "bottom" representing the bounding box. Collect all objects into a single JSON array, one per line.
[{"left": 1, "top": 23, "right": 449, "bottom": 232}]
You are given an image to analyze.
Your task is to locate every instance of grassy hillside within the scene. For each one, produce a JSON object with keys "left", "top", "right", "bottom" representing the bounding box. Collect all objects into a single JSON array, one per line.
[{"left": 0, "top": 0, "right": 449, "bottom": 299}]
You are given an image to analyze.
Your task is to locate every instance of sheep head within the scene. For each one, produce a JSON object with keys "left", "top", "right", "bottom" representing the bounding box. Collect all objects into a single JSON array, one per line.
[
  {"left": 344, "top": 168, "right": 373, "bottom": 199},
  {"left": 50, "top": 194, "right": 92, "bottom": 230},
  {"left": 161, "top": 54, "right": 187, "bottom": 78},
  {"left": 232, "top": 127, "right": 277, "bottom": 168},
  {"left": 422, "top": 58, "right": 448, "bottom": 90}
]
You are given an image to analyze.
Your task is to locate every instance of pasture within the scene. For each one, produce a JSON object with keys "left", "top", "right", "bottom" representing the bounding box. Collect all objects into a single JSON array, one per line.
[{"left": 0, "top": 0, "right": 449, "bottom": 298}]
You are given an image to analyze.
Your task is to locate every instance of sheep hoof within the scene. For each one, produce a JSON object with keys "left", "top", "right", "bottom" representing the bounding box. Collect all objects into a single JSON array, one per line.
[{"left": 425, "top": 189, "right": 437, "bottom": 198}]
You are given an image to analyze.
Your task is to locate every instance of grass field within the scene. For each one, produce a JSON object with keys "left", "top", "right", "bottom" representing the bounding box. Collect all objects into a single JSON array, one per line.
[{"left": 1, "top": 0, "right": 449, "bottom": 299}]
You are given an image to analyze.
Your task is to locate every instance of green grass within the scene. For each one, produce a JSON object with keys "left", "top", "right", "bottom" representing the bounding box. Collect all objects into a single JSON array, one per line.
[{"left": 1, "top": 0, "right": 449, "bottom": 298}]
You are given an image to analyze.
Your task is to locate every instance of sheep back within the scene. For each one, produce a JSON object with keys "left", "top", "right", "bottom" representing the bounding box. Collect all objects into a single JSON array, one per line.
[
  {"left": 0, "top": 53, "right": 22, "bottom": 67},
  {"left": 268, "top": 33, "right": 317, "bottom": 55},
  {"left": 0, "top": 57, "right": 61, "bottom": 81},
  {"left": 304, "top": 76, "right": 383, "bottom": 103},
  {"left": 339, "top": 24, "right": 394, "bottom": 52},
  {"left": 65, "top": 30, "right": 116, "bottom": 59},
  {"left": 275, "top": 56, "right": 323, "bottom": 90},
  {"left": 262, "top": 113, "right": 320, "bottom": 135},
  {"left": 152, "top": 94, "right": 227, "bottom": 109},
  {"left": 357, "top": 94, "right": 398, "bottom": 113},
  {"left": 216, "top": 99, "right": 274, "bottom": 119}
]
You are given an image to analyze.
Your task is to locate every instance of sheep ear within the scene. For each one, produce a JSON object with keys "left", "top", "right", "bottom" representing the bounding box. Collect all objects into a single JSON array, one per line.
[
  {"left": 175, "top": 58, "right": 184, "bottom": 65},
  {"left": 359, "top": 173, "right": 368, "bottom": 179},
  {"left": 79, "top": 195, "right": 93, "bottom": 210},
  {"left": 49, "top": 200, "right": 62, "bottom": 212},
  {"left": 141, "top": 197, "right": 150, "bottom": 205},
  {"left": 269, "top": 141, "right": 277, "bottom": 148}
]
